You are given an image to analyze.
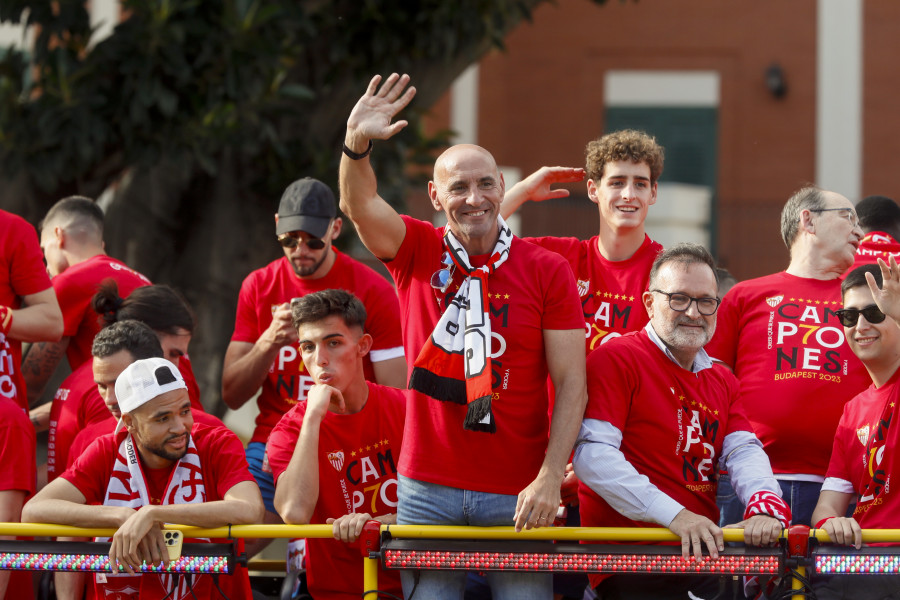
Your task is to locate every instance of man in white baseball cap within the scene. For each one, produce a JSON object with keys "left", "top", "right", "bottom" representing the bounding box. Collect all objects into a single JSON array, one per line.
[{"left": 24, "top": 357, "right": 264, "bottom": 600}]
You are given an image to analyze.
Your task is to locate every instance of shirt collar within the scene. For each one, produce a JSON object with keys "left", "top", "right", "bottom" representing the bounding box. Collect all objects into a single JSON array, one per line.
[{"left": 644, "top": 322, "right": 713, "bottom": 373}]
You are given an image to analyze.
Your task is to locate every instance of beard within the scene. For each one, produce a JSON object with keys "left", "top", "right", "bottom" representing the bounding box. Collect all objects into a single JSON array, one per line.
[
  {"left": 143, "top": 432, "right": 190, "bottom": 463},
  {"left": 659, "top": 315, "right": 713, "bottom": 352},
  {"left": 291, "top": 250, "right": 329, "bottom": 277}
]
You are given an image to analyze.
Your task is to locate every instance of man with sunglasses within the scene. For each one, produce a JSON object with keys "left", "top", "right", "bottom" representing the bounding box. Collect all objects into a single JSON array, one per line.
[
  {"left": 706, "top": 187, "right": 871, "bottom": 528},
  {"left": 339, "top": 73, "right": 586, "bottom": 599},
  {"left": 222, "top": 177, "right": 406, "bottom": 543},
  {"left": 810, "top": 259, "right": 900, "bottom": 598},
  {"left": 573, "top": 243, "right": 788, "bottom": 600}
]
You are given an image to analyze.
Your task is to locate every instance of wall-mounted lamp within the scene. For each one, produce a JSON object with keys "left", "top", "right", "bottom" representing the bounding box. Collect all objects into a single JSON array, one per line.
[{"left": 766, "top": 63, "right": 787, "bottom": 99}]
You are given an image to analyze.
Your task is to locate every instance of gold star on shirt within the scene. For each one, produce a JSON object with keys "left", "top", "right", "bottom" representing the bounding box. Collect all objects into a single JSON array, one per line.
[
  {"left": 351, "top": 451, "right": 356, "bottom": 457},
  {"left": 629, "top": 296, "right": 635, "bottom": 302},
  {"left": 365, "top": 445, "right": 371, "bottom": 451},
  {"left": 714, "top": 409, "right": 719, "bottom": 415},
  {"left": 504, "top": 294, "right": 510, "bottom": 299},
  {"left": 815, "top": 300, "right": 821, "bottom": 305}
]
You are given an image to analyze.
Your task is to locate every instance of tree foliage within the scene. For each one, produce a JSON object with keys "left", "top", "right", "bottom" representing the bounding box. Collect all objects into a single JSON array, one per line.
[{"left": 0, "top": 0, "right": 603, "bottom": 410}]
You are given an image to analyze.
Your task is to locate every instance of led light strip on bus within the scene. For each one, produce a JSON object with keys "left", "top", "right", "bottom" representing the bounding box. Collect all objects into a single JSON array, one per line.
[
  {"left": 0, "top": 541, "right": 234, "bottom": 574},
  {"left": 815, "top": 547, "right": 900, "bottom": 575},
  {"left": 382, "top": 540, "right": 781, "bottom": 576}
]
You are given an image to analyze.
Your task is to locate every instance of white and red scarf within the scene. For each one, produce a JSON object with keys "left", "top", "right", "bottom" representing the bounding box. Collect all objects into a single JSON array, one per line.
[
  {"left": 96, "top": 433, "right": 207, "bottom": 599},
  {"left": 409, "top": 218, "right": 513, "bottom": 433}
]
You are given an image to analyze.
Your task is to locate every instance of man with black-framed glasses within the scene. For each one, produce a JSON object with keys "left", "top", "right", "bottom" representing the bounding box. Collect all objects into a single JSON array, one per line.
[
  {"left": 810, "top": 259, "right": 900, "bottom": 599},
  {"left": 706, "top": 186, "right": 871, "bottom": 531},
  {"left": 221, "top": 177, "right": 407, "bottom": 558},
  {"left": 573, "top": 243, "right": 787, "bottom": 600}
]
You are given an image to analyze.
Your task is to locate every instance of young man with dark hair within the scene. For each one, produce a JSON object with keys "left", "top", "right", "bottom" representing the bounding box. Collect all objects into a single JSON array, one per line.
[
  {"left": 811, "top": 258, "right": 900, "bottom": 598},
  {"left": 25, "top": 196, "right": 150, "bottom": 406},
  {"left": 267, "top": 289, "right": 405, "bottom": 600}
]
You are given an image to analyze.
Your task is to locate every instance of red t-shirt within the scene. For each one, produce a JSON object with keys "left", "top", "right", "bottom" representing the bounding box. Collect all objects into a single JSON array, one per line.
[
  {"left": 49, "top": 357, "right": 204, "bottom": 482},
  {"left": 0, "top": 397, "right": 36, "bottom": 600},
  {"left": 384, "top": 216, "right": 583, "bottom": 494},
  {"left": 53, "top": 255, "right": 151, "bottom": 368},
  {"left": 47, "top": 361, "right": 103, "bottom": 481},
  {"left": 525, "top": 234, "right": 662, "bottom": 353},
  {"left": 578, "top": 330, "right": 751, "bottom": 531},
  {"left": 0, "top": 210, "right": 54, "bottom": 410},
  {"left": 230, "top": 251, "right": 403, "bottom": 444},
  {"left": 826, "top": 370, "right": 900, "bottom": 530},
  {"left": 705, "top": 272, "right": 870, "bottom": 476},
  {"left": 62, "top": 423, "right": 254, "bottom": 600},
  {"left": 267, "top": 382, "right": 405, "bottom": 600},
  {"left": 846, "top": 231, "right": 900, "bottom": 276}
]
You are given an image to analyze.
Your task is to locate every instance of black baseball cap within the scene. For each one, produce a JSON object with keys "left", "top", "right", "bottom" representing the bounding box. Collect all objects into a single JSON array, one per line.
[{"left": 276, "top": 178, "right": 337, "bottom": 238}]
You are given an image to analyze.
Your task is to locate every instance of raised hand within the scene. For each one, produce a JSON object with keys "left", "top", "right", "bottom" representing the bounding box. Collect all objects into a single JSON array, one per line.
[
  {"left": 870, "top": 255, "right": 900, "bottom": 322},
  {"left": 346, "top": 74, "right": 417, "bottom": 146},
  {"left": 502, "top": 167, "right": 585, "bottom": 218}
]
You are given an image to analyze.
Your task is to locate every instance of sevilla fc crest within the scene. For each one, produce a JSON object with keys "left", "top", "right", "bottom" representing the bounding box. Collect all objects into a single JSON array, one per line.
[
  {"left": 857, "top": 425, "right": 870, "bottom": 446},
  {"left": 327, "top": 451, "right": 345, "bottom": 471},
  {"left": 765, "top": 295, "right": 784, "bottom": 308},
  {"left": 577, "top": 280, "right": 590, "bottom": 297}
]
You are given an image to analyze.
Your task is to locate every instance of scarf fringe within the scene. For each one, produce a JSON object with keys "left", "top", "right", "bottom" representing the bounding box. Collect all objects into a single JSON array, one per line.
[
  {"left": 464, "top": 395, "right": 496, "bottom": 433},
  {"left": 408, "top": 367, "right": 466, "bottom": 404}
]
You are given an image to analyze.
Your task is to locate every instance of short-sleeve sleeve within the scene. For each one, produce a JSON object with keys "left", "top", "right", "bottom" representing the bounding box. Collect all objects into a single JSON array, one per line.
[{"left": 265, "top": 405, "right": 305, "bottom": 484}]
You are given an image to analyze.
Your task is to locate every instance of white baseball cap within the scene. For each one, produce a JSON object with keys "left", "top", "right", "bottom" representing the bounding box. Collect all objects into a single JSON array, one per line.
[{"left": 114, "top": 357, "right": 187, "bottom": 433}]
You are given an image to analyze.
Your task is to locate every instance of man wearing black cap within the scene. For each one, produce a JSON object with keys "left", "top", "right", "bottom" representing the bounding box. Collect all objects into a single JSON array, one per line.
[{"left": 221, "top": 177, "right": 406, "bottom": 544}]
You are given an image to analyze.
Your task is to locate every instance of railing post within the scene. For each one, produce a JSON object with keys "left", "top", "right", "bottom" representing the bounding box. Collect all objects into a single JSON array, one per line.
[
  {"left": 359, "top": 520, "right": 382, "bottom": 598},
  {"left": 786, "top": 525, "right": 811, "bottom": 599}
]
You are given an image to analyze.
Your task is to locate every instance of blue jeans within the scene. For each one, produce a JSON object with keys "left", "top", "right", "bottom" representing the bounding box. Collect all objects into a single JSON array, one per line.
[
  {"left": 717, "top": 474, "right": 822, "bottom": 528},
  {"left": 397, "top": 475, "right": 552, "bottom": 600},
  {"left": 246, "top": 442, "right": 277, "bottom": 514}
]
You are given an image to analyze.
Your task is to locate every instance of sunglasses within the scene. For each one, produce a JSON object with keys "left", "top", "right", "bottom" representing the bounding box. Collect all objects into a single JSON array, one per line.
[
  {"left": 834, "top": 304, "right": 887, "bottom": 327},
  {"left": 277, "top": 234, "right": 326, "bottom": 250},
  {"left": 430, "top": 252, "right": 456, "bottom": 293}
]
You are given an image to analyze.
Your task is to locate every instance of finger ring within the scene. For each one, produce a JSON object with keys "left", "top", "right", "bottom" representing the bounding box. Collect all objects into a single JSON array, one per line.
[{"left": 538, "top": 516, "right": 547, "bottom": 521}]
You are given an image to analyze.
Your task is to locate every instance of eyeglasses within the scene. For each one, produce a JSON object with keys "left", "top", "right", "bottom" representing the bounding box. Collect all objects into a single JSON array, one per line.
[
  {"left": 430, "top": 252, "right": 456, "bottom": 293},
  {"left": 277, "top": 233, "right": 327, "bottom": 250},
  {"left": 650, "top": 290, "right": 720, "bottom": 316},
  {"left": 809, "top": 207, "right": 860, "bottom": 228},
  {"left": 834, "top": 304, "right": 887, "bottom": 327}
]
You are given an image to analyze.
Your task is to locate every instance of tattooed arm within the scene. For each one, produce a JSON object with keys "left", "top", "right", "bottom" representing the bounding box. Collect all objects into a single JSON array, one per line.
[{"left": 22, "top": 338, "right": 69, "bottom": 408}]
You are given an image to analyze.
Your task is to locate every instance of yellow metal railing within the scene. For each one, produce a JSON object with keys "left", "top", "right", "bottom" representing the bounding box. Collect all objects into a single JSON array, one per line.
[{"left": 3, "top": 523, "right": 900, "bottom": 599}]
